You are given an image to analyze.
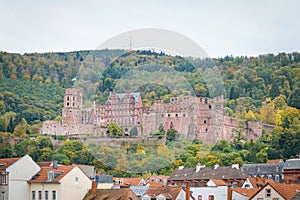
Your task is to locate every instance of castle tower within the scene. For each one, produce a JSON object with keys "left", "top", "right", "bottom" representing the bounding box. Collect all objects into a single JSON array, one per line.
[{"left": 62, "top": 88, "right": 82, "bottom": 126}]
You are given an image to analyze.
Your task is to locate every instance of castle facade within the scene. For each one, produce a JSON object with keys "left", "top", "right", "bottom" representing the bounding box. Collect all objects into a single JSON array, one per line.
[{"left": 41, "top": 88, "right": 273, "bottom": 143}]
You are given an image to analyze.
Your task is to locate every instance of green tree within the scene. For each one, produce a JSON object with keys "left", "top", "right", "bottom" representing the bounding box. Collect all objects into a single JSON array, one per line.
[
  {"left": 107, "top": 122, "right": 123, "bottom": 137},
  {"left": 231, "top": 121, "right": 247, "bottom": 150},
  {"left": 13, "top": 125, "right": 27, "bottom": 137},
  {"left": 166, "top": 129, "right": 179, "bottom": 144}
]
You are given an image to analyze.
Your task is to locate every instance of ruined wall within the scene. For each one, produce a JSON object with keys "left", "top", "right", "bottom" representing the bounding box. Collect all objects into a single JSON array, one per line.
[{"left": 41, "top": 88, "right": 272, "bottom": 143}]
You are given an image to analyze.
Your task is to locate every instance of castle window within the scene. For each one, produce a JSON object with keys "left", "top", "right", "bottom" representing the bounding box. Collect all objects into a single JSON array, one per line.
[
  {"left": 168, "top": 114, "right": 171, "bottom": 117},
  {"left": 67, "top": 102, "right": 70, "bottom": 106},
  {"left": 73, "top": 96, "right": 75, "bottom": 101},
  {"left": 175, "top": 114, "right": 178, "bottom": 117},
  {"left": 204, "top": 120, "right": 206, "bottom": 124},
  {"left": 205, "top": 128, "right": 208, "bottom": 132},
  {"left": 161, "top": 114, "right": 164, "bottom": 117},
  {"left": 208, "top": 105, "right": 212, "bottom": 109},
  {"left": 73, "top": 102, "right": 75, "bottom": 107},
  {"left": 67, "top": 96, "right": 69, "bottom": 101}
]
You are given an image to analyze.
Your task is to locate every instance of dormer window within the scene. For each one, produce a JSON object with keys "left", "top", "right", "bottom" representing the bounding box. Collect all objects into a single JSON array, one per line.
[{"left": 47, "top": 171, "right": 54, "bottom": 181}]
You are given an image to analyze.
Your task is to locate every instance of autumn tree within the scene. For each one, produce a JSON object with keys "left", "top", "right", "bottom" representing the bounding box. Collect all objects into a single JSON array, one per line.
[{"left": 107, "top": 122, "right": 123, "bottom": 137}]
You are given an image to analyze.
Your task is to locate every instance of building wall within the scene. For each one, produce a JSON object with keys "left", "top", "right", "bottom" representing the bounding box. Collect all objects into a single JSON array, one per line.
[
  {"left": 29, "top": 184, "right": 61, "bottom": 200},
  {"left": 232, "top": 191, "right": 249, "bottom": 200},
  {"left": 191, "top": 186, "right": 228, "bottom": 200},
  {"left": 60, "top": 166, "right": 92, "bottom": 200},
  {"left": 250, "top": 185, "right": 283, "bottom": 200},
  {"left": 0, "top": 184, "right": 8, "bottom": 200},
  {"left": 176, "top": 190, "right": 193, "bottom": 200},
  {"left": 283, "top": 169, "right": 300, "bottom": 183},
  {"left": 96, "top": 183, "right": 113, "bottom": 189},
  {"left": 7, "top": 155, "right": 41, "bottom": 200},
  {"left": 29, "top": 166, "right": 91, "bottom": 200}
]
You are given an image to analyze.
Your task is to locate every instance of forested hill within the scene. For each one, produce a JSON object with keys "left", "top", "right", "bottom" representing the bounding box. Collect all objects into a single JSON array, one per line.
[
  {"left": 0, "top": 50, "right": 299, "bottom": 129},
  {"left": 1, "top": 50, "right": 300, "bottom": 170}
]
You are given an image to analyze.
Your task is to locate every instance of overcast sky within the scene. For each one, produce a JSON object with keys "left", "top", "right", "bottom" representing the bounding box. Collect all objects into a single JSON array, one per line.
[{"left": 0, "top": 0, "right": 299, "bottom": 58}]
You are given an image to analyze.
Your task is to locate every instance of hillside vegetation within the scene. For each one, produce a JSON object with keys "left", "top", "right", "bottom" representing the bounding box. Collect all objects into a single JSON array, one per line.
[{"left": 0, "top": 50, "right": 299, "bottom": 176}]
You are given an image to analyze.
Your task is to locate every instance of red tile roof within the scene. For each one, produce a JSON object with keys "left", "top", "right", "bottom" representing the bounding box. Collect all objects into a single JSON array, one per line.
[
  {"left": 233, "top": 188, "right": 258, "bottom": 198},
  {"left": 36, "top": 162, "right": 52, "bottom": 167},
  {"left": 0, "top": 157, "right": 20, "bottom": 171},
  {"left": 250, "top": 182, "right": 300, "bottom": 200},
  {"left": 147, "top": 182, "right": 164, "bottom": 187},
  {"left": 144, "top": 186, "right": 182, "bottom": 199},
  {"left": 113, "top": 177, "right": 144, "bottom": 186},
  {"left": 270, "top": 182, "right": 300, "bottom": 200},
  {"left": 146, "top": 175, "right": 170, "bottom": 181},
  {"left": 83, "top": 188, "right": 140, "bottom": 200},
  {"left": 266, "top": 159, "right": 283, "bottom": 164},
  {"left": 29, "top": 164, "right": 76, "bottom": 183},
  {"left": 210, "top": 179, "right": 227, "bottom": 186},
  {"left": 247, "top": 177, "right": 273, "bottom": 188}
]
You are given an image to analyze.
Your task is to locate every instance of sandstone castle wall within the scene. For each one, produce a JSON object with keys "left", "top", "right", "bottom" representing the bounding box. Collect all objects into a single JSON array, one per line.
[{"left": 41, "top": 88, "right": 273, "bottom": 143}]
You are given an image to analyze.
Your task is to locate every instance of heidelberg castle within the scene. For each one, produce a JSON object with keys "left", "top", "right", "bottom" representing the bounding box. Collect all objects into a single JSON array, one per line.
[{"left": 41, "top": 88, "right": 274, "bottom": 143}]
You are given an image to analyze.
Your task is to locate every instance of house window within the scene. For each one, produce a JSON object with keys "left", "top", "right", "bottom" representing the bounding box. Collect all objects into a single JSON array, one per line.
[
  {"left": 1, "top": 192, "right": 5, "bottom": 200},
  {"left": 208, "top": 195, "right": 214, "bottom": 200},
  {"left": 275, "top": 175, "right": 280, "bottom": 182},
  {"left": 232, "top": 182, "right": 238, "bottom": 188},
  {"left": 198, "top": 195, "right": 202, "bottom": 200},
  {"left": 75, "top": 177, "right": 79, "bottom": 182},
  {"left": 45, "top": 191, "right": 49, "bottom": 200},
  {"left": 52, "top": 191, "right": 56, "bottom": 200},
  {"left": 38, "top": 191, "right": 42, "bottom": 200},
  {"left": 32, "top": 191, "right": 36, "bottom": 200},
  {"left": 265, "top": 189, "right": 271, "bottom": 197},
  {"left": 1, "top": 174, "right": 7, "bottom": 185}
]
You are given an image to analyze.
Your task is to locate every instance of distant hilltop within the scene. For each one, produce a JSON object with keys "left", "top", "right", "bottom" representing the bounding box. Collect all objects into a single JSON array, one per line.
[{"left": 41, "top": 88, "right": 273, "bottom": 143}]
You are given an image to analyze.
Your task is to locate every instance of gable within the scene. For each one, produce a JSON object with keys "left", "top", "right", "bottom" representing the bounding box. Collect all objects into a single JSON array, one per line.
[
  {"left": 60, "top": 165, "right": 91, "bottom": 184},
  {"left": 6, "top": 155, "right": 40, "bottom": 180}
]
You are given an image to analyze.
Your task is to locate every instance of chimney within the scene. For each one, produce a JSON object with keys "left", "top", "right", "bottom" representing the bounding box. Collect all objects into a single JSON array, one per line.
[
  {"left": 90, "top": 181, "right": 97, "bottom": 195},
  {"left": 227, "top": 184, "right": 232, "bottom": 200},
  {"left": 196, "top": 164, "right": 205, "bottom": 172},
  {"left": 185, "top": 185, "right": 190, "bottom": 200},
  {"left": 53, "top": 160, "right": 58, "bottom": 170},
  {"left": 214, "top": 164, "right": 219, "bottom": 170},
  {"left": 232, "top": 164, "right": 239, "bottom": 169}
]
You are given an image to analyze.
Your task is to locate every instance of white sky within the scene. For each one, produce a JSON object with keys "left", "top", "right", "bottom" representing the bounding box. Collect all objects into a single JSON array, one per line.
[{"left": 0, "top": 0, "right": 299, "bottom": 58}]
